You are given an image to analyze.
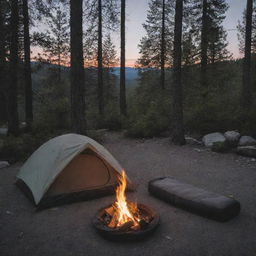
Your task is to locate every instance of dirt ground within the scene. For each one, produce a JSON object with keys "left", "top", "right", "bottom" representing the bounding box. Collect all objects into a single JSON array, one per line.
[{"left": 1, "top": 132, "right": 256, "bottom": 256}]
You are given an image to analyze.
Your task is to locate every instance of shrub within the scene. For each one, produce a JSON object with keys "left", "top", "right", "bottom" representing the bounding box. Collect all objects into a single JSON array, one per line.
[
  {"left": 102, "top": 102, "right": 123, "bottom": 131},
  {"left": 0, "top": 129, "right": 70, "bottom": 162},
  {"left": 127, "top": 97, "right": 170, "bottom": 138},
  {"left": 33, "top": 74, "right": 70, "bottom": 131},
  {"left": 211, "top": 141, "right": 229, "bottom": 153}
]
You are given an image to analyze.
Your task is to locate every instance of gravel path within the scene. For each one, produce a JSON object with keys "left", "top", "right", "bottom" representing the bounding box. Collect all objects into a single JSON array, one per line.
[{"left": 0, "top": 132, "right": 256, "bottom": 256}]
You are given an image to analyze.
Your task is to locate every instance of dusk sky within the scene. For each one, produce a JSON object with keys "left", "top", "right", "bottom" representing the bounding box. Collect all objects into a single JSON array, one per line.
[
  {"left": 123, "top": 0, "right": 246, "bottom": 67},
  {"left": 32, "top": 0, "right": 247, "bottom": 67}
]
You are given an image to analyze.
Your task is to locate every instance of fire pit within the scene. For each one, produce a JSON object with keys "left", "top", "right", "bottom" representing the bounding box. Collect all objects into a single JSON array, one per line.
[{"left": 93, "top": 171, "right": 159, "bottom": 241}]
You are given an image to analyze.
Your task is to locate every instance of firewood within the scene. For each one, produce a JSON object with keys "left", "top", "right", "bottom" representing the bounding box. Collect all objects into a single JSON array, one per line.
[
  {"left": 108, "top": 211, "right": 119, "bottom": 228},
  {"left": 104, "top": 206, "right": 114, "bottom": 216},
  {"left": 118, "top": 221, "right": 133, "bottom": 231}
]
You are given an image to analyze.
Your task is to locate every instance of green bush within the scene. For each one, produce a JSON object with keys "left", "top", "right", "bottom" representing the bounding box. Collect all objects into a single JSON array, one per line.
[
  {"left": 0, "top": 128, "right": 70, "bottom": 162},
  {"left": 33, "top": 75, "right": 70, "bottom": 131},
  {"left": 127, "top": 96, "right": 170, "bottom": 138},
  {"left": 0, "top": 134, "right": 45, "bottom": 162},
  {"left": 127, "top": 114, "right": 169, "bottom": 138},
  {"left": 102, "top": 102, "right": 123, "bottom": 131},
  {"left": 211, "top": 141, "right": 229, "bottom": 153},
  {"left": 125, "top": 70, "right": 172, "bottom": 138}
]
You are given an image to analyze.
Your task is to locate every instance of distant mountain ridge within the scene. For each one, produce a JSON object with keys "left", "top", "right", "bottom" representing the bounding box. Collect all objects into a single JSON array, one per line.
[
  {"left": 112, "top": 67, "right": 139, "bottom": 81},
  {"left": 31, "top": 62, "right": 140, "bottom": 81},
  {"left": 31, "top": 62, "right": 140, "bottom": 90}
]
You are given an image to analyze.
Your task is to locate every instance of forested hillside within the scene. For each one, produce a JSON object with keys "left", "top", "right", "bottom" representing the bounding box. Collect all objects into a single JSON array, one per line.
[{"left": 0, "top": 0, "right": 256, "bottom": 159}]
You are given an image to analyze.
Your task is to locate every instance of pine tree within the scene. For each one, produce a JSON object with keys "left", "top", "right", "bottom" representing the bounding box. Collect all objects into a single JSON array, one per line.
[
  {"left": 120, "top": 0, "right": 126, "bottom": 115},
  {"left": 102, "top": 34, "right": 118, "bottom": 68},
  {"left": 22, "top": 0, "right": 33, "bottom": 128},
  {"left": 33, "top": 1, "right": 69, "bottom": 81},
  {"left": 160, "top": 0, "right": 166, "bottom": 89},
  {"left": 208, "top": 25, "right": 230, "bottom": 64},
  {"left": 0, "top": 0, "right": 8, "bottom": 123},
  {"left": 172, "top": 0, "right": 185, "bottom": 145},
  {"left": 84, "top": 0, "right": 119, "bottom": 116},
  {"left": 137, "top": 0, "right": 174, "bottom": 69},
  {"left": 8, "top": 0, "right": 20, "bottom": 135},
  {"left": 238, "top": 5, "right": 256, "bottom": 54},
  {"left": 242, "top": 0, "right": 253, "bottom": 110},
  {"left": 102, "top": 33, "right": 118, "bottom": 105},
  {"left": 138, "top": 0, "right": 200, "bottom": 68},
  {"left": 195, "top": 0, "right": 229, "bottom": 96},
  {"left": 70, "top": 0, "right": 86, "bottom": 134},
  {"left": 97, "top": 0, "right": 103, "bottom": 115}
]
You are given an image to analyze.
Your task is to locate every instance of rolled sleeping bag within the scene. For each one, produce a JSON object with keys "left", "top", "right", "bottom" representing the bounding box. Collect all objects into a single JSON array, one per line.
[{"left": 148, "top": 177, "right": 240, "bottom": 222}]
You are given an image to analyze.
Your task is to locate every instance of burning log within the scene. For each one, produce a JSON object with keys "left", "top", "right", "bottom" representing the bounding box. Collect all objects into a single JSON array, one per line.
[
  {"left": 118, "top": 221, "right": 134, "bottom": 231},
  {"left": 104, "top": 206, "right": 114, "bottom": 216}
]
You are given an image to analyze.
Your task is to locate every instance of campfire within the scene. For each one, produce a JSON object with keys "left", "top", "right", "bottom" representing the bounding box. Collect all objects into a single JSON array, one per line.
[{"left": 93, "top": 170, "right": 159, "bottom": 241}]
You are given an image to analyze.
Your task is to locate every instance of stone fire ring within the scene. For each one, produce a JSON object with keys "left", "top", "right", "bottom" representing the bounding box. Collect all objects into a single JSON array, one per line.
[{"left": 92, "top": 203, "right": 160, "bottom": 241}]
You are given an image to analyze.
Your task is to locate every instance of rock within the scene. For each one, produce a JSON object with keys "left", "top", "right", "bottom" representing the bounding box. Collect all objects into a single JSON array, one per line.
[
  {"left": 165, "top": 235, "right": 173, "bottom": 241},
  {"left": 0, "top": 128, "right": 7, "bottom": 135},
  {"left": 0, "top": 161, "right": 10, "bottom": 169},
  {"left": 193, "top": 148, "right": 206, "bottom": 153},
  {"left": 236, "top": 146, "right": 256, "bottom": 158},
  {"left": 238, "top": 136, "right": 256, "bottom": 146},
  {"left": 224, "top": 131, "right": 240, "bottom": 146},
  {"left": 202, "top": 132, "right": 226, "bottom": 147}
]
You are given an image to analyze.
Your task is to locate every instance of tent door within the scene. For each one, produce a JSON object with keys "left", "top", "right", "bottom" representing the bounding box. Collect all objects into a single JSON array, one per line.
[{"left": 46, "top": 152, "right": 116, "bottom": 196}]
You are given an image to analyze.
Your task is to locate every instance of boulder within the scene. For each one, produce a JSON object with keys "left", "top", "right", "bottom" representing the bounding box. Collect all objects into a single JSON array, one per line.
[
  {"left": 202, "top": 132, "right": 226, "bottom": 147},
  {"left": 236, "top": 146, "right": 256, "bottom": 158},
  {"left": 238, "top": 136, "right": 256, "bottom": 146},
  {"left": 224, "top": 131, "right": 240, "bottom": 146},
  {"left": 0, "top": 128, "right": 7, "bottom": 135},
  {"left": 0, "top": 161, "right": 10, "bottom": 169}
]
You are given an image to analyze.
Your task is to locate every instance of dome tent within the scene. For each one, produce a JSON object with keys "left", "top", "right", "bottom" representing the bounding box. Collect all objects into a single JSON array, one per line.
[{"left": 16, "top": 134, "right": 132, "bottom": 209}]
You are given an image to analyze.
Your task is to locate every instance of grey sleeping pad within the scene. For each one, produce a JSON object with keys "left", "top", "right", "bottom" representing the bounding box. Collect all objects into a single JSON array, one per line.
[{"left": 148, "top": 177, "right": 240, "bottom": 222}]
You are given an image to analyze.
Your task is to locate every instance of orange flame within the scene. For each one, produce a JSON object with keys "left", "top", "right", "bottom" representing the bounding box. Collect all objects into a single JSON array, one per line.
[{"left": 109, "top": 170, "right": 140, "bottom": 229}]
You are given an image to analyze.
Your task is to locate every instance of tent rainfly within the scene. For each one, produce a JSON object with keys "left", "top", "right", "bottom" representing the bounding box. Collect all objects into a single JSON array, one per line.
[{"left": 16, "top": 134, "right": 132, "bottom": 209}]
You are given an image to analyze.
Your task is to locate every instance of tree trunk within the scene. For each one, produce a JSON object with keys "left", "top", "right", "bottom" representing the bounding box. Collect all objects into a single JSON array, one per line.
[
  {"left": 98, "top": 0, "right": 103, "bottom": 116},
  {"left": 172, "top": 0, "right": 185, "bottom": 145},
  {"left": 8, "top": 0, "right": 19, "bottom": 136},
  {"left": 22, "top": 0, "right": 33, "bottom": 129},
  {"left": 160, "top": 0, "right": 165, "bottom": 90},
  {"left": 200, "top": 0, "right": 208, "bottom": 98},
  {"left": 120, "top": 0, "right": 126, "bottom": 116},
  {"left": 0, "top": 0, "right": 7, "bottom": 122},
  {"left": 70, "top": 0, "right": 86, "bottom": 134},
  {"left": 58, "top": 43, "right": 61, "bottom": 82},
  {"left": 57, "top": 16, "right": 61, "bottom": 82},
  {"left": 242, "top": 0, "right": 253, "bottom": 109}
]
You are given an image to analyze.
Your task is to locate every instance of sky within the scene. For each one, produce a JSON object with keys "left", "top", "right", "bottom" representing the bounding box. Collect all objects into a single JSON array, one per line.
[
  {"left": 123, "top": 0, "right": 246, "bottom": 67},
  {"left": 32, "top": 0, "right": 247, "bottom": 67}
]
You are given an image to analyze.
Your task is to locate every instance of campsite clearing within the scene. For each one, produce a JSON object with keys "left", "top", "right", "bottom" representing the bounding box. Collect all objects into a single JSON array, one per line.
[{"left": 1, "top": 132, "right": 256, "bottom": 256}]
